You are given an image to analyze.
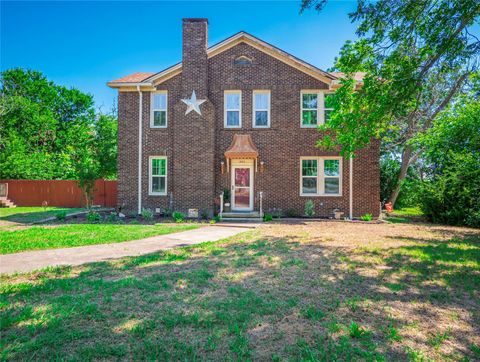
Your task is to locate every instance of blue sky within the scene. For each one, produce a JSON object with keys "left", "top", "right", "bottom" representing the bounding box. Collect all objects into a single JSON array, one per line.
[{"left": 1, "top": 1, "right": 358, "bottom": 111}]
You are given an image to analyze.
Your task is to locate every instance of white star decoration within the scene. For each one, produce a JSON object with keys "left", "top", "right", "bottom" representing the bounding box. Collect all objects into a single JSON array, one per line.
[{"left": 181, "top": 90, "right": 206, "bottom": 116}]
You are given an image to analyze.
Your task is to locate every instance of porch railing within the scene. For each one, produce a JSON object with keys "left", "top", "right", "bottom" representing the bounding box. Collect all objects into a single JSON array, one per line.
[{"left": 219, "top": 192, "right": 224, "bottom": 218}]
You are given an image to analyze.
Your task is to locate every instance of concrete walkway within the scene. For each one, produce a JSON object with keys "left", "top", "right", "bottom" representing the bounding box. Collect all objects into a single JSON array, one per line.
[{"left": 0, "top": 224, "right": 255, "bottom": 274}]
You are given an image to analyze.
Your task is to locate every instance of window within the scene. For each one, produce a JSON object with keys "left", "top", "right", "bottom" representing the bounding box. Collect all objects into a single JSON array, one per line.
[
  {"left": 151, "top": 92, "right": 167, "bottom": 128},
  {"left": 300, "top": 157, "right": 342, "bottom": 196},
  {"left": 253, "top": 90, "right": 270, "bottom": 128},
  {"left": 324, "top": 93, "right": 334, "bottom": 122},
  {"left": 149, "top": 156, "right": 167, "bottom": 195},
  {"left": 224, "top": 91, "right": 241, "bottom": 128},
  {"left": 234, "top": 56, "right": 252, "bottom": 66},
  {"left": 300, "top": 91, "right": 333, "bottom": 127}
]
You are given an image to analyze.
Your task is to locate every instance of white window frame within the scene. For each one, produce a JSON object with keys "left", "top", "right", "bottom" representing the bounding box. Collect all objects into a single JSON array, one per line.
[
  {"left": 252, "top": 90, "right": 271, "bottom": 128},
  {"left": 150, "top": 91, "right": 168, "bottom": 128},
  {"left": 224, "top": 90, "right": 242, "bottom": 128},
  {"left": 299, "top": 156, "right": 342, "bottom": 196},
  {"left": 149, "top": 156, "right": 167, "bottom": 196},
  {"left": 300, "top": 90, "right": 331, "bottom": 128}
]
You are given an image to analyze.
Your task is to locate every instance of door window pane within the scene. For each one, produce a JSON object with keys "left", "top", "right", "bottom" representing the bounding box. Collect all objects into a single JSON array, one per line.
[{"left": 235, "top": 168, "right": 250, "bottom": 187}]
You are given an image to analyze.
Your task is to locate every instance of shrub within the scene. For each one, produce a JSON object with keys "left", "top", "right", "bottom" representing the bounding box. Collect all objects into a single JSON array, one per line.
[
  {"left": 420, "top": 152, "right": 480, "bottom": 228},
  {"left": 56, "top": 211, "right": 67, "bottom": 221},
  {"left": 304, "top": 200, "right": 315, "bottom": 217},
  {"left": 172, "top": 211, "right": 185, "bottom": 223},
  {"left": 360, "top": 213, "right": 373, "bottom": 221},
  {"left": 213, "top": 215, "right": 221, "bottom": 223},
  {"left": 141, "top": 208, "right": 153, "bottom": 221},
  {"left": 284, "top": 208, "right": 300, "bottom": 218},
  {"left": 263, "top": 213, "right": 273, "bottom": 222},
  {"left": 200, "top": 209, "right": 209, "bottom": 220},
  {"left": 86, "top": 210, "right": 101, "bottom": 223},
  {"left": 105, "top": 212, "right": 118, "bottom": 223}
]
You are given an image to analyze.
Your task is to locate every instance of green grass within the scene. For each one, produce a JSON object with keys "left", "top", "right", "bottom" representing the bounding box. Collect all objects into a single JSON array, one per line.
[
  {"left": 0, "top": 224, "right": 478, "bottom": 361},
  {"left": 391, "top": 207, "right": 423, "bottom": 217},
  {"left": 0, "top": 223, "right": 199, "bottom": 254},
  {"left": 0, "top": 207, "right": 85, "bottom": 224},
  {"left": 386, "top": 206, "right": 424, "bottom": 224}
]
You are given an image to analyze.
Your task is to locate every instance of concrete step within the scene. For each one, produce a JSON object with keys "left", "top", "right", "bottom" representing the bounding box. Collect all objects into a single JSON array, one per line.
[
  {"left": 0, "top": 197, "right": 17, "bottom": 208},
  {"left": 222, "top": 211, "right": 261, "bottom": 218},
  {"left": 221, "top": 217, "right": 263, "bottom": 223}
]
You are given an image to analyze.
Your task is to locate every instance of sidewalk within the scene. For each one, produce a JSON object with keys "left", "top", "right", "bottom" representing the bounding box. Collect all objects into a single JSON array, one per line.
[{"left": 0, "top": 224, "right": 255, "bottom": 274}]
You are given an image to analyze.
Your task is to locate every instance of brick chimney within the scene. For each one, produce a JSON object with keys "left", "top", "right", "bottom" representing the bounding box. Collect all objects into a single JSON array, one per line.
[{"left": 182, "top": 18, "right": 208, "bottom": 95}]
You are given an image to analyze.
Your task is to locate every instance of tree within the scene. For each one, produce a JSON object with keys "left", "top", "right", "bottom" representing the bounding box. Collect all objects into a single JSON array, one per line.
[
  {"left": 0, "top": 68, "right": 118, "bottom": 205},
  {"left": 302, "top": 0, "right": 480, "bottom": 206}
]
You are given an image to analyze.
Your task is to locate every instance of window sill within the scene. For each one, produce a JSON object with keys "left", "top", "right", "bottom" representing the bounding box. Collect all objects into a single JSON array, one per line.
[
  {"left": 148, "top": 192, "right": 167, "bottom": 196},
  {"left": 150, "top": 126, "right": 168, "bottom": 129},
  {"left": 300, "top": 193, "right": 342, "bottom": 197}
]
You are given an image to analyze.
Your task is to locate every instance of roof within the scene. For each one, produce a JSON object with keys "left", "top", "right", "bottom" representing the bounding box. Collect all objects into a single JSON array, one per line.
[
  {"left": 224, "top": 134, "right": 259, "bottom": 159},
  {"left": 108, "top": 31, "right": 339, "bottom": 89},
  {"left": 109, "top": 72, "right": 155, "bottom": 84}
]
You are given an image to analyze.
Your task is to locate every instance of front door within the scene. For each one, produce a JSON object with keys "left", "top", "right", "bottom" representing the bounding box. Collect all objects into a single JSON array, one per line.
[{"left": 231, "top": 165, "right": 253, "bottom": 211}]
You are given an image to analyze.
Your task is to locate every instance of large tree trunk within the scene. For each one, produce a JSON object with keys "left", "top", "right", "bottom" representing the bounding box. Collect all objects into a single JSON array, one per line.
[{"left": 388, "top": 145, "right": 414, "bottom": 207}]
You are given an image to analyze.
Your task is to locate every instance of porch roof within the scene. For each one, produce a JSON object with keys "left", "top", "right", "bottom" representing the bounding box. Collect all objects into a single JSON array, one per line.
[{"left": 224, "top": 134, "right": 259, "bottom": 159}]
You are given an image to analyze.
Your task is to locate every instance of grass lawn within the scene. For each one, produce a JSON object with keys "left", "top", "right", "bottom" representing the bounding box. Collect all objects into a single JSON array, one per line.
[
  {"left": 386, "top": 206, "right": 425, "bottom": 224},
  {"left": 0, "top": 223, "right": 200, "bottom": 254},
  {"left": 0, "top": 207, "right": 86, "bottom": 224},
  {"left": 1, "top": 221, "right": 479, "bottom": 360}
]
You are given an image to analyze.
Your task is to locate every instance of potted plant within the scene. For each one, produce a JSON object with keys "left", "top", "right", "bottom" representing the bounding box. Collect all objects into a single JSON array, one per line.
[{"left": 223, "top": 189, "right": 231, "bottom": 212}]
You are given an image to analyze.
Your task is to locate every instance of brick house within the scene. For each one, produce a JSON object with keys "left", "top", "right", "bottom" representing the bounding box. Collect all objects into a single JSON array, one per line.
[{"left": 108, "top": 18, "right": 380, "bottom": 219}]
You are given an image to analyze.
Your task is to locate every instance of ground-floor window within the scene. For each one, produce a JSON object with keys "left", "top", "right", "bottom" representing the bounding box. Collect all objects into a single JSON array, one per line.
[
  {"left": 300, "top": 157, "right": 342, "bottom": 196},
  {"left": 149, "top": 156, "right": 167, "bottom": 195}
]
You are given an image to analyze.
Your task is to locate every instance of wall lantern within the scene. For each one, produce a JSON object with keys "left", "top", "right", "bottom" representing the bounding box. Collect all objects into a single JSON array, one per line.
[
  {"left": 220, "top": 161, "right": 225, "bottom": 174},
  {"left": 260, "top": 161, "right": 265, "bottom": 173}
]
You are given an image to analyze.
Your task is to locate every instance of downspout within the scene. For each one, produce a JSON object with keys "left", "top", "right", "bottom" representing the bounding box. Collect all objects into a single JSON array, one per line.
[
  {"left": 349, "top": 157, "right": 353, "bottom": 219},
  {"left": 137, "top": 85, "right": 143, "bottom": 215}
]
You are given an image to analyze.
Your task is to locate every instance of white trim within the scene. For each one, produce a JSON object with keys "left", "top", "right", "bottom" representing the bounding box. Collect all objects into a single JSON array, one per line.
[
  {"left": 137, "top": 86, "right": 143, "bottom": 214},
  {"left": 252, "top": 90, "right": 271, "bottom": 128},
  {"left": 148, "top": 156, "right": 168, "bottom": 196},
  {"left": 299, "top": 156, "right": 343, "bottom": 197},
  {"left": 300, "top": 90, "right": 333, "bottom": 128},
  {"left": 231, "top": 164, "right": 254, "bottom": 211},
  {"left": 150, "top": 91, "right": 168, "bottom": 128},
  {"left": 224, "top": 90, "right": 242, "bottom": 128}
]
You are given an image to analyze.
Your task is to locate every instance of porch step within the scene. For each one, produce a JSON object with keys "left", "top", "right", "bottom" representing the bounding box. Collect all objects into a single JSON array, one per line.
[
  {"left": 221, "top": 218, "right": 263, "bottom": 223},
  {"left": 222, "top": 211, "right": 261, "bottom": 218},
  {"left": 0, "top": 197, "right": 16, "bottom": 208}
]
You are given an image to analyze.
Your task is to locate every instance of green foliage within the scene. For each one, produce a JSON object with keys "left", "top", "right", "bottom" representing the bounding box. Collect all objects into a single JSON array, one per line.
[
  {"left": 284, "top": 208, "right": 300, "bottom": 218},
  {"left": 141, "top": 208, "right": 154, "bottom": 221},
  {"left": 360, "top": 213, "right": 372, "bottom": 221},
  {"left": 304, "top": 200, "right": 315, "bottom": 217},
  {"left": 55, "top": 211, "right": 67, "bottom": 221},
  {"left": 348, "top": 322, "right": 370, "bottom": 339},
  {"left": 263, "top": 214, "right": 273, "bottom": 222},
  {"left": 86, "top": 210, "right": 101, "bottom": 223},
  {"left": 301, "top": 0, "right": 480, "bottom": 158},
  {"left": 0, "top": 68, "right": 117, "bottom": 182},
  {"left": 173, "top": 212, "right": 185, "bottom": 223},
  {"left": 416, "top": 96, "right": 480, "bottom": 227},
  {"left": 420, "top": 152, "right": 480, "bottom": 227},
  {"left": 212, "top": 215, "right": 221, "bottom": 223}
]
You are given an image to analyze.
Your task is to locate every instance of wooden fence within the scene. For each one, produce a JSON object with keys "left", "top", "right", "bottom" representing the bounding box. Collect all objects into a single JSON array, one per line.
[{"left": 0, "top": 180, "right": 117, "bottom": 208}]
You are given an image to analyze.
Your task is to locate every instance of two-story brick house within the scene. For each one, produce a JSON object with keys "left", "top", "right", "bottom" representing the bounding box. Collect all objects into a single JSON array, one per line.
[{"left": 108, "top": 18, "right": 380, "bottom": 219}]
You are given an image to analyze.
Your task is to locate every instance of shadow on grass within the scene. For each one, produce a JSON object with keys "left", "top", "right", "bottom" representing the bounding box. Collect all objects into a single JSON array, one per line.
[
  {"left": 0, "top": 208, "right": 86, "bottom": 224},
  {"left": 1, "top": 228, "right": 479, "bottom": 360}
]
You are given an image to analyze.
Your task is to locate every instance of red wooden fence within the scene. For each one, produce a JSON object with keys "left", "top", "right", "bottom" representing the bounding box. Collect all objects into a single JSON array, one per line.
[{"left": 0, "top": 180, "right": 117, "bottom": 208}]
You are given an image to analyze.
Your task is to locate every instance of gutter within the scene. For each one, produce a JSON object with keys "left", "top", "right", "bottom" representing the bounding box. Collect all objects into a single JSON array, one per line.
[
  {"left": 137, "top": 85, "right": 143, "bottom": 215},
  {"left": 349, "top": 157, "right": 353, "bottom": 219}
]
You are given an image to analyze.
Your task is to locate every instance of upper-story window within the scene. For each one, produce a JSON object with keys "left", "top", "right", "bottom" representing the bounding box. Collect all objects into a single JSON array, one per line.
[
  {"left": 151, "top": 91, "right": 167, "bottom": 128},
  {"left": 253, "top": 90, "right": 270, "bottom": 128},
  {"left": 300, "top": 91, "right": 333, "bottom": 128},
  {"left": 224, "top": 91, "right": 242, "bottom": 128}
]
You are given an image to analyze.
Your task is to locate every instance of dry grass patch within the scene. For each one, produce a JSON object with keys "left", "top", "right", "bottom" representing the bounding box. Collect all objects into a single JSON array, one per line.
[{"left": 1, "top": 221, "right": 479, "bottom": 361}]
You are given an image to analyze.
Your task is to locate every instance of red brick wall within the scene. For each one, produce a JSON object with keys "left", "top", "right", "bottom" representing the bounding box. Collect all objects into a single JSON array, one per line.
[{"left": 116, "top": 23, "right": 380, "bottom": 217}]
